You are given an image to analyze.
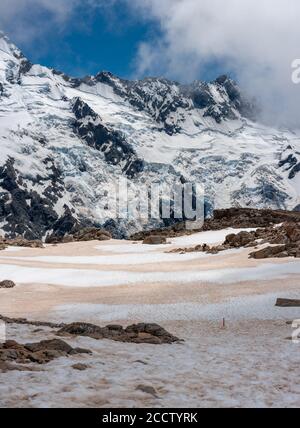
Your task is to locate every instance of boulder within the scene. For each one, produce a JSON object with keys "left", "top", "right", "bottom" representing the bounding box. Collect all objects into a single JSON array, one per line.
[
  {"left": 72, "top": 363, "right": 90, "bottom": 371},
  {"left": 143, "top": 235, "right": 167, "bottom": 245},
  {"left": 225, "top": 231, "right": 255, "bottom": 247},
  {"left": 24, "top": 339, "right": 73, "bottom": 354},
  {"left": 0, "top": 280, "right": 16, "bottom": 289},
  {"left": 249, "top": 245, "right": 287, "bottom": 259}
]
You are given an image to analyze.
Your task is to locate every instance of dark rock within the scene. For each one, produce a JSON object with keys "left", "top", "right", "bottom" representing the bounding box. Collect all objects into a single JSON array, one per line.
[
  {"left": 58, "top": 322, "right": 181, "bottom": 345},
  {"left": 249, "top": 245, "right": 288, "bottom": 259},
  {"left": 275, "top": 298, "right": 300, "bottom": 307},
  {"left": 0, "top": 338, "right": 85, "bottom": 366},
  {"left": 289, "top": 162, "right": 300, "bottom": 179},
  {"left": 0, "top": 314, "right": 65, "bottom": 329},
  {"left": 57, "top": 322, "right": 105, "bottom": 339},
  {"left": 0, "top": 158, "right": 76, "bottom": 240},
  {"left": 0, "top": 280, "right": 16, "bottom": 289},
  {"left": 224, "top": 231, "right": 254, "bottom": 247},
  {"left": 71, "top": 97, "right": 144, "bottom": 178},
  {"left": 24, "top": 339, "right": 73, "bottom": 354}
]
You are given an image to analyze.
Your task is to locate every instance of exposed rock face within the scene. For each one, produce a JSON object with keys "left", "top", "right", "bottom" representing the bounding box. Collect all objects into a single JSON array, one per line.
[
  {"left": 0, "top": 158, "right": 78, "bottom": 240},
  {"left": 57, "top": 322, "right": 181, "bottom": 345},
  {"left": 0, "top": 280, "right": 16, "bottom": 289},
  {"left": 94, "top": 72, "right": 256, "bottom": 134},
  {"left": 72, "top": 97, "right": 144, "bottom": 178}
]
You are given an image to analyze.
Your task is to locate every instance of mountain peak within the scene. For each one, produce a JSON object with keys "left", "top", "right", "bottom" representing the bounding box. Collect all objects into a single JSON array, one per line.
[{"left": 0, "top": 31, "right": 25, "bottom": 60}]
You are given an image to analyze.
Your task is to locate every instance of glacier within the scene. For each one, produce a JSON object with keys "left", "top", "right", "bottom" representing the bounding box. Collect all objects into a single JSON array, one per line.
[{"left": 0, "top": 31, "right": 300, "bottom": 240}]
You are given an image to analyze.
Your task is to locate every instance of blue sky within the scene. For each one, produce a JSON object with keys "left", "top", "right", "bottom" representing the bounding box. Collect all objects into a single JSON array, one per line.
[
  {"left": 17, "top": 7, "right": 155, "bottom": 79},
  {"left": 0, "top": 0, "right": 230, "bottom": 82},
  {"left": 2, "top": 3, "right": 152, "bottom": 79}
]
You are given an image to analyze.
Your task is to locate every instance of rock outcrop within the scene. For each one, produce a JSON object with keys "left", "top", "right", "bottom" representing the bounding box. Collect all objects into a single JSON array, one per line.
[
  {"left": 57, "top": 322, "right": 181, "bottom": 345},
  {"left": 0, "top": 237, "right": 43, "bottom": 248},
  {"left": 46, "top": 227, "right": 112, "bottom": 244},
  {"left": 169, "top": 217, "right": 300, "bottom": 259},
  {"left": 0, "top": 339, "right": 91, "bottom": 372}
]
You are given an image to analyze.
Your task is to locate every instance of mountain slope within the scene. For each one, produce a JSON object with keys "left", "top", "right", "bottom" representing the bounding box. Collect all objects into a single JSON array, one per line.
[{"left": 0, "top": 32, "right": 300, "bottom": 240}]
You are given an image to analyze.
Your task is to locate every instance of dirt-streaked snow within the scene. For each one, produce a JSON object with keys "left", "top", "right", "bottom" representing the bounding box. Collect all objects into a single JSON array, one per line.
[{"left": 0, "top": 230, "right": 300, "bottom": 408}]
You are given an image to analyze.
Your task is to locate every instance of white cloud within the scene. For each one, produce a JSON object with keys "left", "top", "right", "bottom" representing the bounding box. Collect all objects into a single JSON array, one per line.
[
  {"left": 128, "top": 0, "right": 300, "bottom": 127},
  {"left": 0, "top": 0, "right": 81, "bottom": 43},
  {"left": 1, "top": 0, "right": 299, "bottom": 127}
]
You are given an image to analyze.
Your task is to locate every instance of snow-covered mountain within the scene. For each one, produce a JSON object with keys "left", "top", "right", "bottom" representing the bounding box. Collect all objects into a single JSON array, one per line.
[{"left": 0, "top": 31, "right": 300, "bottom": 240}]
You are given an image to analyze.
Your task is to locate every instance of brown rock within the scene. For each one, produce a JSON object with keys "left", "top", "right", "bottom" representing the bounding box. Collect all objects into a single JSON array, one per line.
[
  {"left": 73, "top": 228, "right": 111, "bottom": 242},
  {"left": 225, "top": 231, "right": 254, "bottom": 248},
  {"left": 275, "top": 298, "right": 300, "bottom": 307},
  {"left": 284, "top": 222, "right": 300, "bottom": 242},
  {"left": 58, "top": 322, "right": 181, "bottom": 344},
  {"left": 136, "top": 384, "right": 159, "bottom": 398},
  {"left": 72, "top": 363, "right": 90, "bottom": 371},
  {"left": 62, "top": 235, "right": 74, "bottom": 243},
  {"left": 249, "top": 245, "right": 287, "bottom": 259},
  {"left": 0, "top": 338, "right": 88, "bottom": 366},
  {"left": 24, "top": 339, "right": 73, "bottom": 354},
  {"left": 143, "top": 235, "right": 167, "bottom": 245},
  {"left": 5, "top": 239, "right": 43, "bottom": 248},
  {"left": 0, "top": 361, "right": 42, "bottom": 372}
]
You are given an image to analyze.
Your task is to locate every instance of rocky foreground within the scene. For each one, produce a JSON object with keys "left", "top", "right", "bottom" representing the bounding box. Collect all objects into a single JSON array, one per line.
[
  {"left": 0, "top": 315, "right": 180, "bottom": 373},
  {"left": 0, "top": 208, "right": 300, "bottom": 407}
]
